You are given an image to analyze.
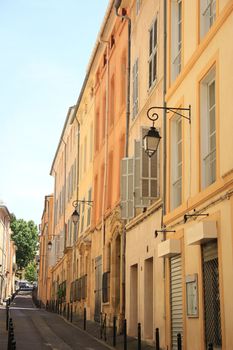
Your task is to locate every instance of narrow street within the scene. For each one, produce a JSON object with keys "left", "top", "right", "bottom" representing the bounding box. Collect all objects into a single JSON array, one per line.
[{"left": 0, "top": 291, "right": 111, "bottom": 350}]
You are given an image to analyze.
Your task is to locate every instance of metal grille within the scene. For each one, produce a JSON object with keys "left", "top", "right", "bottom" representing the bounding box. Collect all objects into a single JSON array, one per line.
[
  {"left": 202, "top": 241, "right": 222, "bottom": 348},
  {"left": 170, "top": 255, "right": 183, "bottom": 350}
]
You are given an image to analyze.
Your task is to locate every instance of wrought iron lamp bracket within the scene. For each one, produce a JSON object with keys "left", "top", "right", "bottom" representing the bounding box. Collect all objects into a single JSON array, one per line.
[
  {"left": 154, "top": 229, "right": 176, "bottom": 238},
  {"left": 184, "top": 210, "right": 209, "bottom": 223},
  {"left": 72, "top": 200, "right": 93, "bottom": 208},
  {"left": 147, "top": 105, "right": 191, "bottom": 124}
]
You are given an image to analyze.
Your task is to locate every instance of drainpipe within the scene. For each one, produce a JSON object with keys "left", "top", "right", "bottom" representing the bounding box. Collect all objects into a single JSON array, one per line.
[
  {"left": 99, "top": 37, "right": 109, "bottom": 275},
  {"left": 114, "top": 0, "right": 131, "bottom": 322},
  {"left": 162, "top": 0, "right": 167, "bottom": 329},
  {"left": 74, "top": 116, "right": 80, "bottom": 280},
  {"left": 61, "top": 139, "right": 67, "bottom": 253}
]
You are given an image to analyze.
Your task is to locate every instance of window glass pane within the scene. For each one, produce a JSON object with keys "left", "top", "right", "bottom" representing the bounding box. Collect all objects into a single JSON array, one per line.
[
  {"left": 153, "top": 53, "right": 157, "bottom": 82},
  {"left": 209, "top": 108, "right": 216, "bottom": 134},
  {"left": 142, "top": 179, "right": 149, "bottom": 197},
  {"left": 142, "top": 153, "right": 149, "bottom": 177},
  {"left": 153, "top": 20, "right": 157, "bottom": 48},
  {"left": 209, "top": 81, "right": 215, "bottom": 108},
  {"left": 149, "top": 28, "right": 153, "bottom": 55},
  {"left": 149, "top": 60, "right": 152, "bottom": 87},
  {"left": 151, "top": 153, "right": 157, "bottom": 177},
  {"left": 151, "top": 179, "right": 157, "bottom": 197}
]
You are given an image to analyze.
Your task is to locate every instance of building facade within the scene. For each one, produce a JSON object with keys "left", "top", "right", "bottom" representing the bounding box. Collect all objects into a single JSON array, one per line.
[
  {"left": 39, "top": 1, "right": 233, "bottom": 349},
  {"left": 0, "top": 203, "right": 16, "bottom": 303}
]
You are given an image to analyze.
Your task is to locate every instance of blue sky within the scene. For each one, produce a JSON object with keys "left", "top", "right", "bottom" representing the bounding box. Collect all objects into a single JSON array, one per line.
[{"left": 0, "top": 0, "right": 109, "bottom": 225}]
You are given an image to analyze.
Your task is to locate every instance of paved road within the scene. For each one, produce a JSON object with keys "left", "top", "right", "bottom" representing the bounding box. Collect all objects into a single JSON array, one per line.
[{"left": 1, "top": 291, "right": 111, "bottom": 350}]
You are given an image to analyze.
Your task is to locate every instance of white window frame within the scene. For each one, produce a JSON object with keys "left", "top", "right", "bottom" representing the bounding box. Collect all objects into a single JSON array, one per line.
[
  {"left": 132, "top": 58, "right": 139, "bottom": 119},
  {"left": 200, "top": 67, "right": 216, "bottom": 189},
  {"left": 171, "top": 0, "right": 182, "bottom": 82},
  {"left": 200, "top": 0, "right": 216, "bottom": 39},
  {"left": 148, "top": 17, "right": 158, "bottom": 89},
  {"left": 170, "top": 116, "right": 182, "bottom": 210}
]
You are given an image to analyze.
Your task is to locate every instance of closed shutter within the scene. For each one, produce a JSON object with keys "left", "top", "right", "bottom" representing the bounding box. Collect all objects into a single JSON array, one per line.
[
  {"left": 202, "top": 241, "right": 222, "bottom": 348},
  {"left": 120, "top": 158, "right": 134, "bottom": 219},
  {"left": 170, "top": 254, "right": 183, "bottom": 350},
  {"left": 141, "top": 127, "right": 159, "bottom": 206}
]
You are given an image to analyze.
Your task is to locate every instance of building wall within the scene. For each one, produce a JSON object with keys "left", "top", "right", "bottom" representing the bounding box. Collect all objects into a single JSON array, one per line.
[{"left": 163, "top": 1, "right": 233, "bottom": 349}]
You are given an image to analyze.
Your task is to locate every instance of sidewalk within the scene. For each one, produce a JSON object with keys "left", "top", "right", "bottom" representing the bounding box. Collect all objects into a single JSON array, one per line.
[
  {"left": 0, "top": 306, "right": 8, "bottom": 350},
  {"left": 68, "top": 313, "right": 155, "bottom": 350}
]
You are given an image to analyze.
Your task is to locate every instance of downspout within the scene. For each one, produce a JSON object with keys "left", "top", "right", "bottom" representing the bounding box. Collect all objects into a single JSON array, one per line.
[
  {"left": 99, "top": 37, "right": 109, "bottom": 277},
  {"left": 74, "top": 116, "right": 80, "bottom": 281},
  {"left": 61, "top": 139, "right": 67, "bottom": 253},
  {"left": 162, "top": 0, "right": 167, "bottom": 331},
  {"left": 115, "top": 0, "right": 131, "bottom": 320}
]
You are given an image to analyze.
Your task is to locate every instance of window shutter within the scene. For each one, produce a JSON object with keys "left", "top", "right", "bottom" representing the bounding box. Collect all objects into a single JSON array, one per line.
[
  {"left": 120, "top": 158, "right": 134, "bottom": 219},
  {"left": 140, "top": 127, "right": 159, "bottom": 205},
  {"left": 134, "top": 140, "right": 141, "bottom": 207}
]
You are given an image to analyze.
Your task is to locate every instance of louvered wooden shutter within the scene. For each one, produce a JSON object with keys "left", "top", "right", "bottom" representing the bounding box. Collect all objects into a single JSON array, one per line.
[
  {"left": 120, "top": 158, "right": 134, "bottom": 219},
  {"left": 141, "top": 127, "right": 159, "bottom": 205}
]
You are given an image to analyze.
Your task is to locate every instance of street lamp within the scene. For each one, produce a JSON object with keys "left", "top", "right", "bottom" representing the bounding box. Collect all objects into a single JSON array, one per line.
[
  {"left": 71, "top": 199, "right": 93, "bottom": 224},
  {"left": 144, "top": 105, "right": 191, "bottom": 157},
  {"left": 143, "top": 109, "right": 161, "bottom": 158}
]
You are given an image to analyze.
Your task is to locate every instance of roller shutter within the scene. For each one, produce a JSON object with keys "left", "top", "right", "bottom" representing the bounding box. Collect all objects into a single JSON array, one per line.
[{"left": 170, "top": 254, "right": 183, "bottom": 350}]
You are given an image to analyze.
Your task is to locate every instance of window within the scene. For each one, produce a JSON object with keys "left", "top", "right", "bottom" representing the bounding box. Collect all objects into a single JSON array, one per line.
[
  {"left": 80, "top": 198, "right": 85, "bottom": 233},
  {"left": 171, "top": 116, "right": 182, "bottom": 209},
  {"left": 90, "top": 123, "right": 93, "bottom": 162},
  {"left": 121, "top": 53, "right": 127, "bottom": 107},
  {"left": 110, "top": 76, "right": 115, "bottom": 126},
  {"left": 171, "top": 0, "right": 182, "bottom": 82},
  {"left": 87, "top": 187, "right": 92, "bottom": 227},
  {"left": 132, "top": 58, "right": 139, "bottom": 119},
  {"left": 200, "top": 0, "right": 216, "bottom": 38},
  {"left": 149, "top": 18, "right": 158, "bottom": 88},
  {"left": 95, "top": 110, "right": 100, "bottom": 151},
  {"left": 84, "top": 136, "right": 87, "bottom": 173},
  {"left": 200, "top": 67, "right": 216, "bottom": 189},
  {"left": 120, "top": 129, "right": 159, "bottom": 219},
  {"left": 136, "top": 0, "right": 141, "bottom": 15},
  {"left": 102, "top": 271, "right": 110, "bottom": 303},
  {"left": 107, "top": 152, "right": 113, "bottom": 208},
  {"left": 102, "top": 93, "right": 106, "bottom": 138}
]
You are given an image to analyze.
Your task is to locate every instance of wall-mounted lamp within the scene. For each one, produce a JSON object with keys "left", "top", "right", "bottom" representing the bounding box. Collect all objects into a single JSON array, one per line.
[
  {"left": 71, "top": 199, "right": 93, "bottom": 225},
  {"left": 144, "top": 105, "right": 191, "bottom": 157},
  {"left": 48, "top": 241, "right": 52, "bottom": 250}
]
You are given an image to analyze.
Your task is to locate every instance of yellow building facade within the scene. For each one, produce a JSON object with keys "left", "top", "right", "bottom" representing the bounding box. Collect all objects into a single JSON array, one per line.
[{"left": 39, "top": 1, "right": 233, "bottom": 349}]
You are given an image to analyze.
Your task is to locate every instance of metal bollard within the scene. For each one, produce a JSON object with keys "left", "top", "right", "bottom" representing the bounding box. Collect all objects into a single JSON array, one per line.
[
  {"left": 11, "top": 339, "right": 16, "bottom": 350},
  {"left": 155, "top": 328, "right": 160, "bottom": 350},
  {"left": 67, "top": 303, "right": 70, "bottom": 320},
  {"left": 84, "top": 307, "right": 86, "bottom": 330},
  {"left": 208, "top": 344, "right": 213, "bottom": 350},
  {"left": 177, "top": 333, "right": 182, "bottom": 350},
  {"left": 123, "top": 319, "right": 127, "bottom": 350},
  {"left": 113, "top": 316, "right": 117, "bottom": 347},
  {"left": 70, "top": 304, "right": 73, "bottom": 323},
  {"left": 138, "top": 323, "right": 141, "bottom": 350},
  {"left": 6, "top": 305, "right": 9, "bottom": 331}
]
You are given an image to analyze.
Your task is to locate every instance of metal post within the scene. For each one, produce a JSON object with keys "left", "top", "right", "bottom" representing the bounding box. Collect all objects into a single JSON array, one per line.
[
  {"left": 208, "top": 344, "right": 213, "bottom": 350},
  {"left": 70, "top": 304, "right": 73, "bottom": 323},
  {"left": 67, "top": 303, "right": 70, "bottom": 320},
  {"left": 155, "top": 328, "right": 160, "bottom": 350},
  {"left": 6, "top": 305, "right": 9, "bottom": 330},
  {"left": 84, "top": 307, "right": 86, "bottom": 330},
  {"left": 177, "top": 333, "right": 182, "bottom": 350},
  {"left": 113, "top": 316, "right": 116, "bottom": 347},
  {"left": 11, "top": 339, "right": 16, "bottom": 350},
  {"left": 138, "top": 323, "right": 141, "bottom": 350},
  {"left": 124, "top": 319, "right": 127, "bottom": 350}
]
